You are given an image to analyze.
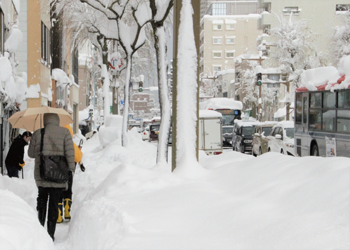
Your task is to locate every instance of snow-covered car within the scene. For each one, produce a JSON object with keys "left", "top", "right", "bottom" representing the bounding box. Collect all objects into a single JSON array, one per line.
[
  {"left": 267, "top": 121, "right": 295, "bottom": 156},
  {"left": 141, "top": 126, "right": 150, "bottom": 140},
  {"left": 232, "top": 120, "right": 259, "bottom": 154},
  {"left": 252, "top": 122, "right": 277, "bottom": 156}
]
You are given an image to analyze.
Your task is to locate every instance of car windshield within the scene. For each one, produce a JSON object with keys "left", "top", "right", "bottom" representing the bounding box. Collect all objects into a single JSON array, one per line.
[
  {"left": 222, "top": 127, "right": 233, "bottom": 134},
  {"left": 242, "top": 127, "right": 254, "bottom": 135},
  {"left": 262, "top": 127, "right": 272, "bottom": 136},
  {"left": 285, "top": 128, "right": 294, "bottom": 138},
  {"left": 150, "top": 125, "right": 160, "bottom": 131}
]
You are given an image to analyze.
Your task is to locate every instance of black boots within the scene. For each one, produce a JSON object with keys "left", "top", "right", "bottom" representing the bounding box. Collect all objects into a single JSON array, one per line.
[{"left": 37, "top": 203, "right": 47, "bottom": 227}]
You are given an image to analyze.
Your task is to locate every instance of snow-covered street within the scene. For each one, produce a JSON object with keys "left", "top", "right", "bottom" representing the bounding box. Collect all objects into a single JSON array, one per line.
[{"left": 1, "top": 130, "right": 349, "bottom": 250}]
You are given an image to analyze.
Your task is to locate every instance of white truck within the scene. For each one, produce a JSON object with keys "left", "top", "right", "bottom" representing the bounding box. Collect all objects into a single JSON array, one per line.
[{"left": 199, "top": 110, "right": 223, "bottom": 155}]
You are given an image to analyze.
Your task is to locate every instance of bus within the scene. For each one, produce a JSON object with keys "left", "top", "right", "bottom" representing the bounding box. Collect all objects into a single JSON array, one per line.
[
  {"left": 199, "top": 98, "right": 243, "bottom": 126},
  {"left": 294, "top": 76, "right": 350, "bottom": 157}
]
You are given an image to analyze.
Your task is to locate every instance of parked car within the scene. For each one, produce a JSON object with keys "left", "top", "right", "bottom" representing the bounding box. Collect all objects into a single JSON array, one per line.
[
  {"left": 149, "top": 124, "right": 160, "bottom": 142},
  {"left": 267, "top": 121, "right": 295, "bottom": 156},
  {"left": 252, "top": 122, "right": 277, "bottom": 156},
  {"left": 222, "top": 125, "right": 233, "bottom": 147},
  {"left": 141, "top": 126, "right": 150, "bottom": 141},
  {"left": 232, "top": 120, "right": 258, "bottom": 154}
]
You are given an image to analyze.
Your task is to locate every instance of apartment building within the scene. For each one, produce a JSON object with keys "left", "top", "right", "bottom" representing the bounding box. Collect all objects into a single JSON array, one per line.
[
  {"left": 258, "top": 0, "right": 350, "bottom": 66},
  {"left": 17, "top": 0, "right": 51, "bottom": 109},
  {"left": 200, "top": 0, "right": 262, "bottom": 97}
]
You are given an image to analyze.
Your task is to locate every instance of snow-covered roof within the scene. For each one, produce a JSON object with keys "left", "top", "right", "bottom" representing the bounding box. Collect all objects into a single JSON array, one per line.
[
  {"left": 199, "top": 98, "right": 243, "bottom": 111},
  {"left": 234, "top": 119, "right": 259, "bottom": 127},
  {"left": 298, "top": 56, "right": 350, "bottom": 92},
  {"left": 199, "top": 110, "right": 222, "bottom": 118}
]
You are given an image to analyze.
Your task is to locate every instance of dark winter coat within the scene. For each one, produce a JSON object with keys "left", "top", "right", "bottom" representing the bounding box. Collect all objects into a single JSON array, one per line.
[
  {"left": 28, "top": 113, "right": 75, "bottom": 189},
  {"left": 5, "top": 135, "right": 27, "bottom": 170}
]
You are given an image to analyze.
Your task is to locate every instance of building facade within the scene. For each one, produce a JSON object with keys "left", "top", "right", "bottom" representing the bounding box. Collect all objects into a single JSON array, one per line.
[{"left": 258, "top": 0, "right": 350, "bottom": 66}]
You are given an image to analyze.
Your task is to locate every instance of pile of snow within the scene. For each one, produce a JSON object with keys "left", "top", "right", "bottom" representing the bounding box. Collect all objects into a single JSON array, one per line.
[
  {"left": 51, "top": 68, "right": 72, "bottom": 87},
  {"left": 98, "top": 115, "right": 123, "bottom": 148},
  {"left": 199, "top": 110, "right": 222, "bottom": 118},
  {"left": 0, "top": 190, "right": 54, "bottom": 249},
  {"left": 4, "top": 25, "right": 23, "bottom": 53},
  {"left": 199, "top": 97, "right": 243, "bottom": 111},
  {"left": 300, "top": 66, "right": 340, "bottom": 90}
]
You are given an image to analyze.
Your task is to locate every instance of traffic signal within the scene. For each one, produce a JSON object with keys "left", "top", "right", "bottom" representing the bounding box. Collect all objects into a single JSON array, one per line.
[{"left": 257, "top": 73, "right": 262, "bottom": 86}]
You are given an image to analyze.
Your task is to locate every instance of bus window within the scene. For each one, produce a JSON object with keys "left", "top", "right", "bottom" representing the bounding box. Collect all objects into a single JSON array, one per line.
[
  {"left": 338, "top": 90, "right": 350, "bottom": 108},
  {"left": 309, "top": 109, "right": 321, "bottom": 130},
  {"left": 322, "top": 110, "right": 336, "bottom": 131},
  {"left": 310, "top": 93, "right": 322, "bottom": 108},
  {"left": 323, "top": 92, "right": 336, "bottom": 108},
  {"left": 303, "top": 97, "right": 308, "bottom": 124},
  {"left": 337, "top": 110, "right": 350, "bottom": 133},
  {"left": 295, "top": 93, "right": 302, "bottom": 123}
]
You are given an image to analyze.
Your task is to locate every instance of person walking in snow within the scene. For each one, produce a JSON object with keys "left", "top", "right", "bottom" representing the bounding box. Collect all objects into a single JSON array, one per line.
[
  {"left": 28, "top": 113, "right": 75, "bottom": 241},
  {"left": 57, "top": 124, "right": 84, "bottom": 223},
  {"left": 5, "top": 131, "right": 32, "bottom": 178}
]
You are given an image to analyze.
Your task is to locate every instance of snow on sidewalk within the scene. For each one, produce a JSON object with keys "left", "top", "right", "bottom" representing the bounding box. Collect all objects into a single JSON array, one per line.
[{"left": 0, "top": 129, "right": 349, "bottom": 250}]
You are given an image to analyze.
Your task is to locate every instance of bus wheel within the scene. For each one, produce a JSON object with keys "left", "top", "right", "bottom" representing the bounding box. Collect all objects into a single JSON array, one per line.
[{"left": 311, "top": 144, "right": 319, "bottom": 156}]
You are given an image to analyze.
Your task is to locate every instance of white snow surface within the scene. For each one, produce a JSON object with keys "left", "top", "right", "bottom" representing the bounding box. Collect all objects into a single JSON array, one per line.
[
  {"left": 300, "top": 66, "right": 340, "bottom": 90},
  {"left": 4, "top": 25, "right": 23, "bottom": 53},
  {"left": 200, "top": 97, "right": 243, "bottom": 111},
  {"left": 0, "top": 130, "right": 349, "bottom": 249}
]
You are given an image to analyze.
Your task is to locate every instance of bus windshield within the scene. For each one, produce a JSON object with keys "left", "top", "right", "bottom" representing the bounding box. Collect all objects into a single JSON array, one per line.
[{"left": 222, "top": 114, "right": 235, "bottom": 125}]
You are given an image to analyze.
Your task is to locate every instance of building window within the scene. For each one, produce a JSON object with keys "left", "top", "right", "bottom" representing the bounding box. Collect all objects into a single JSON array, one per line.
[
  {"left": 41, "top": 22, "right": 50, "bottom": 66},
  {"left": 226, "top": 51, "right": 235, "bottom": 58},
  {"left": 213, "top": 24, "right": 222, "bottom": 30},
  {"left": 0, "top": 9, "right": 3, "bottom": 55},
  {"left": 213, "top": 52, "right": 222, "bottom": 58},
  {"left": 213, "top": 38, "right": 222, "bottom": 44},
  {"left": 283, "top": 6, "right": 300, "bottom": 14},
  {"left": 213, "top": 65, "right": 222, "bottom": 72},
  {"left": 226, "top": 24, "right": 235, "bottom": 30},
  {"left": 226, "top": 37, "right": 235, "bottom": 44},
  {"left": 212, "top": 3, "right": 227, "bottom": 16},
  {"left": 336, "top": 4, "right": 350, "bottom": 11}
]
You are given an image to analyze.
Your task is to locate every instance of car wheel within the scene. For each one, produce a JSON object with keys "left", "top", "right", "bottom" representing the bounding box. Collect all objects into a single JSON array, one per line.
[
  {"left": 259, "top": 148, "right": 262, "bottom": 156},
  {"left": 311, "top": 144, "right": 319, "bottom": 156},
  {"left": 281, "top": 149, "right": 284, "bottom": 154},
  {"left": 268, "top": 148, "right": 271, "bottom": 152}
]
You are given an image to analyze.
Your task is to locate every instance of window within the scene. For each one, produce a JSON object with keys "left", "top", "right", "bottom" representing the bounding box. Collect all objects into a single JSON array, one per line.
[
  {"left": 338, "top": 90, "right": 350, "bottom": 108},
  {"left": 212, "top": 3, "right": 227, "bottom": 16},
  {"left": 310, "top": 93, "right": 322, "bottom": 108},
  {"left": 226, "top": 37, "right": 235, "bottom": 44},
  {"left": 323, "top": 110, "right": 336, "bottom": 131},
  {"left": 213, "top": 24, "right": 222, "bottom": 30},
  {"left": 213, "top": 38, "right": 222, "bottom": 44},
  {"left": 226, "top": 24, "right": 235, "bottom": 30},
  {"left": 0, "top": 9, "right": 3, "bottom": 55},
  {"left": 295, "top": 93, "right": 302, "bottom": 123},
  {"left": 323, "top": 92, "right": 336, "bottom": 108},
  {"left": 337, "top": 110, "right": 350, "bottom": 132},
  {"left": 283, "top": 6, "right": 300, "bottom": 14},
  {"left": 336, "top": 4, "right": 350, "bottom": 11},
  {"left": 226, "top": 51, "right": 234, "bottom": 58},
  {"left": 213, "top": 52, "right": 222, "bottom": 58},
  {"left": 213, "top": 65, "right": 222, "bottom": 72},
  {"left": 41, "top": 22, "right": 50, "bottom": 66}
]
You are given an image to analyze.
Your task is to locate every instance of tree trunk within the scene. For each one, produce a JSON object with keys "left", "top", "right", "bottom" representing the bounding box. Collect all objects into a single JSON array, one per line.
[
  {"left": 122, "top": 54, "right": 132, "bottom": 147},
  {"left": 154, "top": 27, "right": 171, "bottom": 164}
]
